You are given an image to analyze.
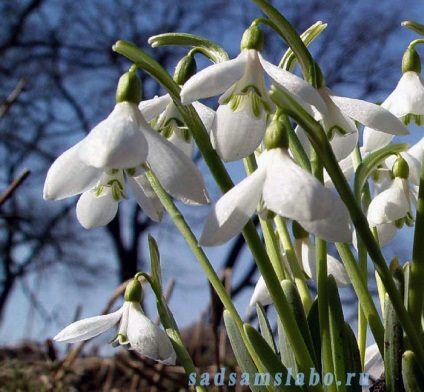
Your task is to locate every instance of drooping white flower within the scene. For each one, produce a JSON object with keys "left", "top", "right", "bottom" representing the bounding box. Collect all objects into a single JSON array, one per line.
[
  {"left": 249, "top": 275, "right": 273, "bottom": 307},
  {"left": 139, "top": 94, "right": 215, "bottom": 157},
  {"left": 54, "top": 278, "right": 176, "bottom": 365},
  {"left": 315, "top": 87, "right": 409, "bottom": 160},
  {"left": 367, "top": 177, "right": 416, "bottom": 228},
  {"left": 44, "top": 105, "right": 209, "bottom": 228},
  {"left": 294, "top": 236, "right": 350, "bottom": 287},
  {"left": 200, "top": 146, "right": 352, "bottom": 246},
  {"left": 363, "top": 69, "right": 424, "bottom": 153},
  {"left": 180, "top": 39, "right": 327, "bottom": 161}
]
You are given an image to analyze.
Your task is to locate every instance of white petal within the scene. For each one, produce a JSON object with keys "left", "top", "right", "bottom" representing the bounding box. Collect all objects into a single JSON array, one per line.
[
  {"left": 263, "top": 150, "right": 352, "bottom": 242},
  {"left": 79, "top": 102, "right": 148, "bottom": 169},
  {"left": 367, "top": 180, "right": 410, "bottom": 226},
  {"left": 362, "top": 127, "right": 394, "bottom": 153},
  {"left": 199, "top": 167, "right": 266, "bottom": 246},
  {"left": 299, "top": 238, "right": 316, "bottom": 280},
  {"left": 127, "top": 303, "right": 176, "bottom": 365},
  {"left": 144, "top": 127, "right": 209, "bottom": 205},
  {"left": 138, "top": 94, "right": 172, "bottom": 122},
  {"left": 383, "top": 71, "right": 424, "bottom": 117},
  {"left": 76, "top": 190, "right": 119, "bottom": 229},
  {"left": 408, "top": 136, "right": 424, "bottom": 165},
  {"left": 180, "top": 52, "right": 247, "bottom": 104},
  {"left": 43, "top": 142, "right": 102, "bottom": 200},
  {"left": 192, "top": 101, "right": 216, "bottom": 132},
  {"left": 128, "top": 175, "right": 163, "bottom": 222},
  {"left": 330, "top": 94, "right": 409, "bottom": 135},
  {"left": 364, "top": 343, "right": 383, "bottom": 381},
  {"left": 212, "top": 103, "right": 266, "bottom": 162},
  {"left": 375, "top": 223, "right": 398, "bottom": 246},
  {"left": 329, "top": 130, "right": 358, "bottom": 162},
  {"left": 260, "top": 56, "right": 327, "bottom": 115},
  {"left": 54, "top": 307, "right": 123, "bottom": 343},
  {"left": 249, "top": 276, "right": 272, "bottom": 306},
  {"left": 327, "top": 254, "right": 350, "bottom": 287}
]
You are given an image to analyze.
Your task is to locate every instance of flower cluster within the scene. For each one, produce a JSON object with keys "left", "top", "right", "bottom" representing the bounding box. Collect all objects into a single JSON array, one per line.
[{"left": 44, "top": 7, "right": 424, "bottom": 389}]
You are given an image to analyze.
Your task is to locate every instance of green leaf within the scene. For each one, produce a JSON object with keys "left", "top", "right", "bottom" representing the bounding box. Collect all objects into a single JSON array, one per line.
[
  {"left": 148, "top": 235, "right": 162, "bottom": 288},
  {"left": 148, "top": 33, "right": 229, "bottom": 63},
  {"left": 354, "top": 143, "right": 409, "bottom": 199},
  {"left": 327, "top": 275, "right": 348, "bottom": 392},
  {"left": 281, "top": 280, "right": 318, "bottom": 369},
  {"left": 402, "top": 20, "right": 424, "bottom": 36},
  {"left": 223, "top": 311, "right": 264, "bottom": 392},
  {"left": 280, "top": 21, "right": 327, "bottom": 71},
  {"left": 402, "top": 350, "right": 424, "bottom": 392},
  {"left": 256, "top": 303, "right": 278, "bottom": 354},
  {"left": 244, "top": 323, "right": 304, "bottom": 392}
]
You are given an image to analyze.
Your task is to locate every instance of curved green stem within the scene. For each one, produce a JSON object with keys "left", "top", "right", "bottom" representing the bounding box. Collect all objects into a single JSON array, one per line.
[
  {"left": 252, "top": 0, "right": 317, "bottom": 86},
  {"left": 140, "top": 273, "right": 207, "bottom": 392}
]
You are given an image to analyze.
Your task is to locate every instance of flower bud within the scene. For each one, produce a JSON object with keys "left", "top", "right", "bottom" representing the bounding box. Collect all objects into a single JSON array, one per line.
[
  {"left": 116, "top": 70, "right": 143, "bottom": 105},
  {"left": 402, "top": 47, "right": 421, "bottom": 74},
  {"left": 264, "top": 120, "right": 289, "bottom": 150},
  {"left": 240, "top": 25, "right": 264, "bottom": 52},
  {"left": 124, "top": 278, "right": 143, "bottom": 303},
  {"left": 392, "top": 154, "right": 409, "bottom": 179},
  {"left": 174, "top": 55, "right": 197, "bottom": 86}
]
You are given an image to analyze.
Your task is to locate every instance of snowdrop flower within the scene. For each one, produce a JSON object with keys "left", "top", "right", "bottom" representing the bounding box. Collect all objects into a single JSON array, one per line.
[
  {"left": 249, "top": 275, "right": 273, "bottom": 307},
  {"left": 200, "top": 121, "right": 352, "bottom": 246},
  {"left": 180, "top": 25, "right": 327, "bottom": 162},
  {"left": 314, "top": 85, "right": 409, "bottom": 161},
  {"left": 54, "top": 277, "right": 176, "bottom": 365},
  {"left": 140, "top": 54, "right": 216, "bottom": 157},
  {"left": 368, "top": 155, "right": 417, "bottom": 229},
  {"left": 44, "top": 71, "right": 209, "bottom": 228},
  {"left": 294, "top": 234, "right": 350, "bottom": 288},
  {"left": 363, "top": 47, "right": 424, "bottom": 153},
  {"left": 139, "top": 94, "right": 215, "bottom": 157}
]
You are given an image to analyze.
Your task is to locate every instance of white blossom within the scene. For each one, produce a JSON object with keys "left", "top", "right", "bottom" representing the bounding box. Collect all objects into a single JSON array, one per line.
[
  {"left": 181, "top": 49, "right": 327, "bottom": 161},
  {"left": 200, "top": 148, "right": 352, "bottom": 246}
]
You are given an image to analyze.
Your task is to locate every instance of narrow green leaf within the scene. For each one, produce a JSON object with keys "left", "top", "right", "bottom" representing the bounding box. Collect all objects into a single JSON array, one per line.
[
  {"left": 402, "top": 350, "right": 424, "bottom": 392},
  {"left": 281, "top": 280, "right": 318, "bottom": 369},
  {"left": 223, "top": 311, "right": 265, "bottom": 392},
  {"left": 244, "top": 323, "right": 304, "bottom": 392},
  {"left": 256, "top": 303, "right": 278, "bottom": 354},
  {"left": 354, "top": 143, "right": 409, "bottom": 199},
  {"left": 384, "top": 267, "right": 404, "bottom": 392},
  {"left": 327, "top": 275, "right": 348, "bottom": 392},
  {"left": 277, "top": 318, "right": 298, "bottom": 376},
  {"left": 148, "top": 235, "right": 162, "bottom": 288},
  {"left": 307, "top": 298, "right": 322, "bottom": 372},
  {"left": 402, "top": 21, "right": 424, "bottom": 36},
  {"left": 148, "top": 32, "right": 229, "bottom": 63},
  {"left": 343, "top": 323, "right": 362, "bottom": 392}
]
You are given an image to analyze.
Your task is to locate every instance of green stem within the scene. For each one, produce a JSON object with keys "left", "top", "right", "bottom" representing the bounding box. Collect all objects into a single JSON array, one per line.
[
  {"left": 316, "top": 238, "right": 336, "bottom": 391},
  {"left": 144, "top": 169, "right": 272, "bottom": 382},
  {"left": 275, "top": 217, "right": 312, "bottom": 312},
  {"left": 336, "top": 243, "right": 384, "bottom": 353},
  {"left": 141, "top": 273, "right": 207, "bottom": 392},
  {"left": 272, "top": 87, "right": 424, "bottom": 364},
  {"left": 244, "top": 155, "right": 287, "bottom": 282},
  {"left": 352, "top": 145, "right": 368, "bottom": 367},
  {"left": 409, "top": 152, "right": 424, "bottom": 334},
  {"left": 252, "top": 0, "right": 317, "bottom": 86}
]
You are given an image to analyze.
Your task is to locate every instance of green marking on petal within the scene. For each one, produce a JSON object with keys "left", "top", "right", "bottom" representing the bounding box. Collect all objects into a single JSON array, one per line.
[
  {"left": 327, "top": 125, "right": 347, "bottom": 140},
  {"left": 395, "top": 218, "right": 405, "bottom": 229}
]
